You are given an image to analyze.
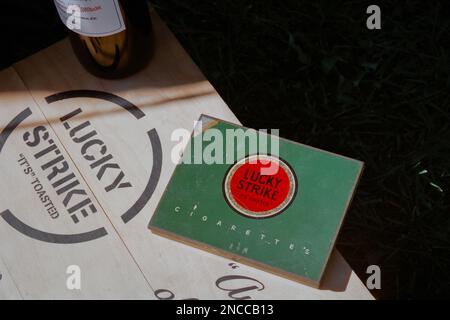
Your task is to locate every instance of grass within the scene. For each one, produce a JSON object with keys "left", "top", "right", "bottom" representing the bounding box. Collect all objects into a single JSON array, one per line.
[{"left": 152, "top": 0, "right": 450, "bottom": 299}]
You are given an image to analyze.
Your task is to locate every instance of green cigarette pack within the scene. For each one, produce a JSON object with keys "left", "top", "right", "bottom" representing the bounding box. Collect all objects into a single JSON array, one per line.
[{"left": 149, "top": 115, "right": 363, "bottom": 287}]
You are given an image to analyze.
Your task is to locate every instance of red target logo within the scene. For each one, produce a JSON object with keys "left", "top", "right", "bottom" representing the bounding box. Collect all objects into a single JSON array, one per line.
[{"left": 223, "top": 155, "right": 297, "bottom": 219}]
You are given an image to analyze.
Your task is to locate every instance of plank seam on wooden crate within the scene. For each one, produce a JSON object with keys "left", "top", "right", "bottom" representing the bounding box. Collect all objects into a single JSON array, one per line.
[
  {"left": 0, "top": 255, "right": 24, "bottom": 299},
  {"left": 11, "top": 65, "right": 155, "bottom": 297}
]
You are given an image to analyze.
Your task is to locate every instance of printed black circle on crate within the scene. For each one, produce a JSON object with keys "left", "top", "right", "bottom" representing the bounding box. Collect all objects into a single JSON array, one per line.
[{"left": 223, "top": 155, "right": 297, "bottom": 219}]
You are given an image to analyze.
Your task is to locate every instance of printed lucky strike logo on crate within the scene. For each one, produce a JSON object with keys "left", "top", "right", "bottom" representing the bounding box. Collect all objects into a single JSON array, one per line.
[
  {"left": 0, "top": 90, "right": 162, "bottom": 244},
  {"left": 223, "top": 155, "right": 297, "bottom": 219}
]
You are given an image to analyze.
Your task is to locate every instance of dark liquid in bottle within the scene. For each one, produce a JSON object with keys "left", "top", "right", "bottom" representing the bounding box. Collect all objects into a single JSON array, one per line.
[{"left": 69, "top": 0, "right": 154, "bottom": 79}]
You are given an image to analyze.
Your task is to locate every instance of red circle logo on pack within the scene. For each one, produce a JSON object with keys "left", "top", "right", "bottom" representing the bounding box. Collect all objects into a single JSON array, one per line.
[{"left": 223, "top": 155, "right": 297, "bottom": 218}]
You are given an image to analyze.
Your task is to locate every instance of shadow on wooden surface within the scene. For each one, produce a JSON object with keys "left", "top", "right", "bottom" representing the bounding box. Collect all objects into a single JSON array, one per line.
[
  {"left": 0, "top": 83, "right": 215, "bottom": 131},
  {"left": 319, "top": 250, "right": 352, "bottom": 292},
  {"left": 0, "top": 11, "right": 204, "bottom": 93}
]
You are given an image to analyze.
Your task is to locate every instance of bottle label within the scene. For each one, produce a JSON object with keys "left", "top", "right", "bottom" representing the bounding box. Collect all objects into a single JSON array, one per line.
[{"left": 54, "top": 0, "right": 126, "bottom": 37}]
